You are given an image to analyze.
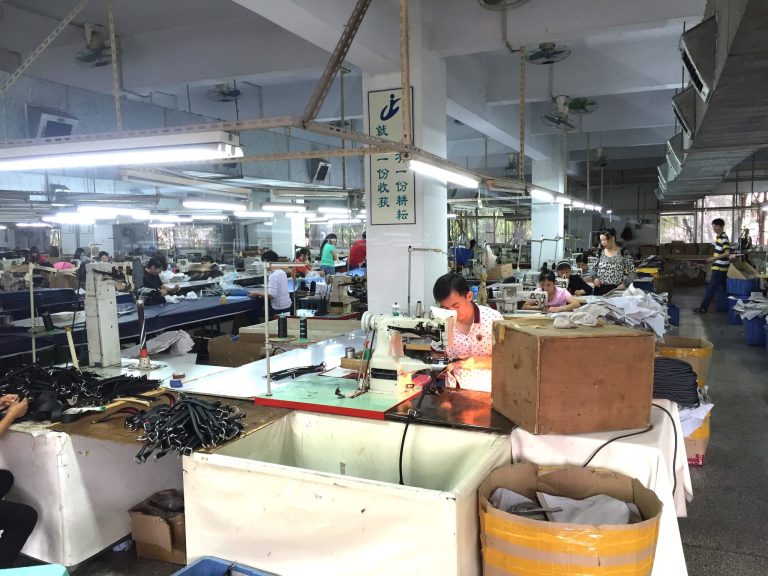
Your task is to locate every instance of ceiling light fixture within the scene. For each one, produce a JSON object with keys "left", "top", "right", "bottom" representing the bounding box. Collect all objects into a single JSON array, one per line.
[
  {"left": 593, "top": 205, "right": 602, "bottom": 212},
  {"left": 447, "top": 213, "right": 458, "bottom": 219},
  {"left": 264, "top": 222, "right": 273, "bottom": 226},
  {"left": 606, "top": 209, "right": 613, "bottom": 214},
  {"left": 0, "top": 225, "right": 7, "bottom": 230},
  {"left": 409, "top": 159, "right": 480, "bottom": 189},
  {"left": 317, "top": 206, "right": 351, "bottom": 214},
  {"left": 77, "top": 206, "right": 151, "bottom": 220},
  {"left": 43, "top": 213, "right": 96, "bottom": 225},
  {"left": 189, "top": 214, "right": 229, "bottom": 221},
  {"left": 234, "top": 211, "right": 272, "bottom": 219},
  {"left": 328, "top": 218, "right": 363, "bottom": 225},
  {"left": 555, "top": 196, "right": 572, "bottom": 205},
  {"left": 16, "top": 222, "right": 51, "bottom": 228},
  {"left": 529, "top": 188, "right": 555, "bottom": 202},
  {"left": 149, "top": 222, "right": 175, "bottom": 228},
  {"left": 262, "top": 203, "right": 307, "bottom": 213},
  {"left": 183, "top": 200, "right": 245, "bottom": 211},
  {"left": 572, "top": 201, "right": 586, "bottom": 209},
  {"left": 0, "top": 131, "right": 243, "bottom": 172},
  {"left": 584, "top": 203, "right": 595, "bottom": 211}
]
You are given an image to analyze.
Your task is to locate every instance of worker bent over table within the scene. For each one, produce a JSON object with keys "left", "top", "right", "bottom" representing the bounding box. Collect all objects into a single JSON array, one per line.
[{"left": 432, "top": 273, "right": 502, "bottom": 392}]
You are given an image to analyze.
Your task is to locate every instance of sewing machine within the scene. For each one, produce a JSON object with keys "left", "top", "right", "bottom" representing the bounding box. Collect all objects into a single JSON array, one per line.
[
  {"left": 176, "top": 258, "right": 190, "bottom": 273},
  {"left": 496, "top": 283, "right": 519, "bottom": 314},
  {"left": 518, "top": 290, "right": 549, "bottom": 311},
  {"left": 327, "top": 274, "right": 359, "bottom": 312},
  {"left": 555, "top": 277, "right": 568, "bottom": 289},
  {"left": 361, "top": 311, "right": 454, "bottom": 394},
  {"left": 85, "top": 262, "right": 126, "bottom": 367}
]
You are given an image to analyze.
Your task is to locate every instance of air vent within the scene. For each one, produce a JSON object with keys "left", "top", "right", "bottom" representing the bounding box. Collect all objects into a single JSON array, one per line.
[
  {"left": 680, "top": 16, "right": 716, "bottom": 102},
  {"left": 654, "top": 187, "right": 665, "bottom": 201},
  {"left": 665, "top": 134, "right": 685, "bottom": 175},
  {"left": 672, "top": 86, "right": 698, "bottom": 138}
]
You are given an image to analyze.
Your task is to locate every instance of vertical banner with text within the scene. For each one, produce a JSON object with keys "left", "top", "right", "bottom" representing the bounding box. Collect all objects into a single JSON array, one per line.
[{"left": 367, "top": 87, "right": 416, "bottom": 225}]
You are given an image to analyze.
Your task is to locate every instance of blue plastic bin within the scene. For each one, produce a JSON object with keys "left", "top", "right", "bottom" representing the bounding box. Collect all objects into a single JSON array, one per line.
[
  {"left": 668, "top": 304, "right": 680, "bottom": 326},
  {"left": 743, "top": 316, "right": 767, "bottom": 347},
  {"left": 172, "top": 557, "right": 276, "bottom": 576},
  {"left": 727, "top": 298, "right": 743, "bottom": 325},
  {"left": 727, "top": 277, "right": 760, "bottom": 297},
  {"left": 2, "top": 566, "right": 69, "bottom": 576}
]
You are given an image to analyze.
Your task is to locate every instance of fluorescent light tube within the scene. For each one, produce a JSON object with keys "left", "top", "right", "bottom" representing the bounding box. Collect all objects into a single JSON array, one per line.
[
  {"left": 16, "top": 222, "right": 51, "bottom": 228},
  {"left": 447, "top": 213, "right": 458, "bottom": 219},
  {"left": 529, "top": 188, "right": 554, "bottom": 202},
  {"left": 328, "top": 218, "right": 363, "bottom": 224},
  {"left": 264, "top": 222, "right": 273, "bottom": 226},
  {"left": 318, "top": 206, "right": 351, "bottom": 214},
  {"left": 0, "top": 131, "right": 242, "bottom": 172},
  {"left": 0, "top": 225, "right": 7, "bottom": 230},
  {"left": 555, "top": 196, "right": 572, "bottom": 205},
  {"left": 190, "top": 214, "right": 228, "bottom": 221},
  {"left": 149, "top": 222, "right": 175, "bottom": 228},
  {"left": 234, "top": 211, "right": 272, "bottom": 218},
  {"left": 150, "top": 214, "right": 183, "bottom": 223},
  {"left": 572, "top": 201, "right": 586, "bottom": 209},
  {"left": 409, "top": 159, "right": 480, "bottom": 189},
  {"left": 307, "top": 216, "right": 329, "bottom": 222},
  {"left": 78, "top": 206, "right": 151, "bottom": 219},
  {"left": 584, "top": 204, "right": 595, "bottom": 211},
  {"left": 606, "top": 209, "right": 613, "bottom": 214},
  {"left": 593, "top": 205, "right": 602, "bottom": 212},
  {"left": 43, "top": 213, "right": 95, "bottom": 225},
  {"left": 262, "top": 203, "right": 307, "bottom": 213},
  {"left": 183, "top": 200, "right": 245, "bottom": 211}
]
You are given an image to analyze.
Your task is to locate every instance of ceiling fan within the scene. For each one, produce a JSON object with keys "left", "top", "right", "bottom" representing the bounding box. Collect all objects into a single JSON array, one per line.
[
  {"left": 526, "top": 42, "right": 571, "bottom": 65},
  {"left": 207, "top": 83, "right": 242, "bottom": 102},
  {"left": 541, "top": 96, "right": 598, "bottom": 131}
]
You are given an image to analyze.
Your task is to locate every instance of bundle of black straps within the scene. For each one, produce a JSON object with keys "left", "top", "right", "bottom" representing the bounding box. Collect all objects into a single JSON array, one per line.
[
  {"left": 0, "top": 365, "right": 159, "bottom": 422},
  {"left": 652, "top": 357, "right": 700, "bottom": 408},
  {"left": 125, "top": 394, "right": 245, "bottom": 463}
]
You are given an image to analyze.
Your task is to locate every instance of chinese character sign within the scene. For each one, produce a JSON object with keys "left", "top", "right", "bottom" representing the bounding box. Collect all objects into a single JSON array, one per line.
[{"left": 367, "top": 87, "right": 416, "bottom": 225}]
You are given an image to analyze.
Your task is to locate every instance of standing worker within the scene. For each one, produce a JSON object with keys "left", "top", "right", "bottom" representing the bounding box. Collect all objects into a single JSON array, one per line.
[
  {"left": 319, "top": 233, "right": 337, "bottom": 276},
  {"left": 348, "top": 232, "right": 367, "bottom": 271},
  {"left": 583, "top": 228, "right": 635, "bottom": 296},
  {"left": 693, "top": 218, "right": 731, "bottom": 313},
  {"left": 293, "top": 248, "right": 313, "bottom": 278}
]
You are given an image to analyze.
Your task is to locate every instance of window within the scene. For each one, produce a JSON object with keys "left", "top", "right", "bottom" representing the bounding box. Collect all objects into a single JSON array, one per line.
[
  {"left": 659, "top": 214, "right": 695, "bottom": 243},
  {"left": 698, "top": 195, "right": 735, "bottom": 242},
  {"left": 156, "top": 226, "right": 221, "bottom": 251}
]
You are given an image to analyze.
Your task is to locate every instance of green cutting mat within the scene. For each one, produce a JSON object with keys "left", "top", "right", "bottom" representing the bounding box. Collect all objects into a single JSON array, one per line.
[{"left": 254, "top": 375, "right": 419, "bottom": 420}]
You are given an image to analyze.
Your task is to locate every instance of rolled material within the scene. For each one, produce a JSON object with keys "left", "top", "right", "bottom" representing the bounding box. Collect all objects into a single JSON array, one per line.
[
  {"left": 277, "top": 315, "right": 288, "bottom": 338},
  {"left": 299, "top": 317, "right": 308, "bottom": 340}
]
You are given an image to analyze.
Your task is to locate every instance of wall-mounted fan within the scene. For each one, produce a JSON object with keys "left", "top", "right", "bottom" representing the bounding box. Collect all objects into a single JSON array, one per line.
[
  {"left": 567, "top": 97, "right": 598, "bottom": 115},
  {"left": 526, "top": 42, "right": 571, "bottom": 65},
  {"left": 207, "top": 84, "right": 242, "bottom": 102},
  {"left": 75, "top": 23, "right": 111, "bottom": 67},
  {"left": 542, "top": 95, "right": 576, "bottom": 131}
]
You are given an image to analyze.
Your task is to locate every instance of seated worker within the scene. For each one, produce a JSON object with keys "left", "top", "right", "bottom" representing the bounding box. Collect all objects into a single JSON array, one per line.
[
  {"left": 432, "top": 273, "right": 503, "bottom": 391},
  {"left": 523, "top": 269, "right": 581, "bottom": 313},
  {"left": 143, "top": 257, "right": 179, "bottom": 296},
  {"left": 293, "top": 248, "right": 313, "bottom": 278},
  {"left": 347, "top": 232, "right": 367, "bottom": 270},
  {"left": 249, "top": 250, "right": 292, "bottom": 316},
  {"left": 0, "top": 395, "right": 38, "bottom": 568},
  {"left": 98, "top": 251, "right": 110, "bottom": 263},
  {"left": 555, "top": 261, "right": 593, "bottom": 296}
]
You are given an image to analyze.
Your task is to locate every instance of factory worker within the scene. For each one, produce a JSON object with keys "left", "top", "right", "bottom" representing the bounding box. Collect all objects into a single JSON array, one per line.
[
  {"left": 432, "top": 273, "right": 502, "bottom": 391},
  {"left": 0, "top": 395, "right": 38, "bottom": 568},
  {"left": 555, "top": 261, "right": 592, "bottom": 296},
  {"left": 523, "top": 269, "right": 581, "bottom": 312}
]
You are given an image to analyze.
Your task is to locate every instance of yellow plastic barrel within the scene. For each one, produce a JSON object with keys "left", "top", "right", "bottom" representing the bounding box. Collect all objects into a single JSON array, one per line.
[{"left": 655, "top": 336, "right": 714, "bottom": 386}]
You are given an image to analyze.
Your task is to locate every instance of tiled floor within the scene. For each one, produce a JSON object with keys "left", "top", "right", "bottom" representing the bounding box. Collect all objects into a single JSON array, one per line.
[
  {"left": 674, "top": 289, "right": 768, "bottom": 574},
  {"left": 22, "top": 288, "right": 768, "bottom": 575}
]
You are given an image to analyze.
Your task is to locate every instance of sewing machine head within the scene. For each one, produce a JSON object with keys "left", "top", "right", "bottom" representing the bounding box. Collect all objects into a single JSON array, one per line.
[
  {"left": 496, "top": 283, "right": 519, "bottom": 314},
  {"left": 360, "top": 311, "right": 454, "bottom": 393},
  {"left": 328, "top": 274, "right": 359, "bottom": 306}
]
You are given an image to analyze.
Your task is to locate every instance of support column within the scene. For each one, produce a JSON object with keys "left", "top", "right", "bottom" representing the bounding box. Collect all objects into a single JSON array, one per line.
[
  {"left": 271, "top": 214, "right": 304, "bottom": 258},
  {"left": 364, "top": 0, "right": 447, "bottom": 314},
  {"left": 531, "top": 135, "right": 565, "bottom": 270}
]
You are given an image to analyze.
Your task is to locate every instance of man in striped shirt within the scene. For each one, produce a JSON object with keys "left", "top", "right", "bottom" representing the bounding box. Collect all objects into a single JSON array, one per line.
[{"left": 694, "top": 218, "right": 731, "bottom": 313}]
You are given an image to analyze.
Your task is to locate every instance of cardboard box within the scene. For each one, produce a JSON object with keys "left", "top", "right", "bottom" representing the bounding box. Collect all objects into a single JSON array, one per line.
[
  {"left": 655, "top": 336, "right": 713, "bottom": 386},
  {"left": 684, "top": 244, "right": 698, "bottom": 255},
  {"left": 130, "top": 495, "right": 186, "bottom": 565},
  {"left": 684, "top": 412, "right": 711, "bottom": 466},
  {"left": 479, "top": 462, "right": 662, "bottom": 576},
  {"left": 207, "top": 335, "right": 263, "bottom": 367},
  {"left": 492, "top": 322, "right": 654, "bottom": 434},
  {"left": 727, "top": 260, "right": 758, "bottom": 280},
  {"left": 639, "top": 246, "right": 658, "bottom": 258},
  {"left": 670, "top": 241, "right": 685, "bottom": 255},
  {"left": 486, "top": 263, "right": 514, "bottom": 282}
]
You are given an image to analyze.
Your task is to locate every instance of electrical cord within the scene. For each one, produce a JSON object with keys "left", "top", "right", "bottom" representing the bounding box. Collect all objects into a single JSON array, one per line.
[{"left": 582, "top": 425, "right": 654, "bottom": 468}]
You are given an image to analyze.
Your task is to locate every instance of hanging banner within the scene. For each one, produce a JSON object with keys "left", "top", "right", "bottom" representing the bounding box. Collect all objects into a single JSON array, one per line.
[{"left": 367, "top": 87, "right": 415, "bottom": 225}]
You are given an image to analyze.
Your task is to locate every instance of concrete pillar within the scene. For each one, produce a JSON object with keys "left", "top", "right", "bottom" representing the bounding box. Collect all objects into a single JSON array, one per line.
[
  {"left": 270, "top": 214, "right": 304, "bottom": 259},
  {"left": 364, "top": 0, "right": 448, "bottom": 314},
  {"left": 531, "top": 135, "right": 565, "bottom": 269}
]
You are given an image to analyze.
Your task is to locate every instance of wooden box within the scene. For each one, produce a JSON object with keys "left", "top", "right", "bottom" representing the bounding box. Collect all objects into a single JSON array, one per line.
[{"left": 491, "top": 322, "right": 654, "bottom": 434}]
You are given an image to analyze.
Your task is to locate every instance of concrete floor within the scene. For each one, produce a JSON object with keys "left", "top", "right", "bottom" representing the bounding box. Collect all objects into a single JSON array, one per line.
[{"left": 38, "top": 288, "right": 768, "bottom": 575}]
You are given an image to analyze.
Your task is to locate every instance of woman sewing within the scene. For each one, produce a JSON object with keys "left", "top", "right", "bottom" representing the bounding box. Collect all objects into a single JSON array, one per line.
[
  {"left": 522, "top": 269, "right": 581, "bottom": 313},
  {"left": 584, "top": 229, "right": 635, "bottom": 296}
]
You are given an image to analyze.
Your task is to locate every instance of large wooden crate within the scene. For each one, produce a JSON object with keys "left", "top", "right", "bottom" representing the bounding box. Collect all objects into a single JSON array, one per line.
[{"left": 492, "top": 322, "right": 654, "bottom": 434}]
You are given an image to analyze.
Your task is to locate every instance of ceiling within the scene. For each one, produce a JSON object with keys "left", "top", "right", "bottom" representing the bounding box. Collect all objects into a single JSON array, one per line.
[{"left": 0, "top": 0, "right": 708, "bottom": 192}]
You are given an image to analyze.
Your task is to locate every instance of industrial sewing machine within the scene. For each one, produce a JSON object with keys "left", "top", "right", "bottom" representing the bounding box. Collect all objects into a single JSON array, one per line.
[
  {"left": 84, "top": 262, "right": 125, "bottom": 367},
  {"left": 361, "top": 311, "right": 454, "bottom": 394},
  {"left": 518, "top": 290, "right": 549, "bottom": 311},
  {"left": 327, "top": 274, "right": 360, "bottom": 313}
]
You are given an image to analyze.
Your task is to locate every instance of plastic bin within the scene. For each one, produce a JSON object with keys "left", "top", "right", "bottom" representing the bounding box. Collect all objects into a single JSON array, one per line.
[
  {"left": 172, "top": 557, "right": 274, "bottom": 576},
  {"left": 743, "top": 317, "right": 767, "bottom": 347},
  {"left": 655, "top": 336, "right": 713, "bottom": 386},
  {"left": 668, "top": 304, "right": 680, "bottom": 326},
  {"left": 185, "top": 411, "right": 510, "bottom": 576},
  {"left": 727, "top": 298, "right": 743, "bottom": 325},
  {"left": 727, "top": 277, "right": 760, "bottom": 297}
]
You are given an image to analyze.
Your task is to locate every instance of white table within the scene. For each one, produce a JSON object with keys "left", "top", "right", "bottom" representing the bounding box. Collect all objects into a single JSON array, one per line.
[
  {"left": 509, "top": 399, "right": 691, "bottom": 576},
  {"left": 0, "top": 357, "right": 227, "bottom": 566}
]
